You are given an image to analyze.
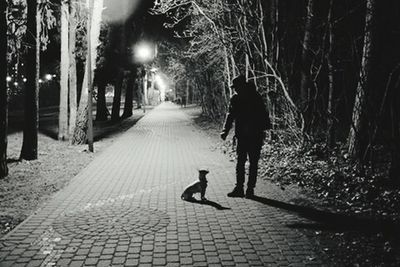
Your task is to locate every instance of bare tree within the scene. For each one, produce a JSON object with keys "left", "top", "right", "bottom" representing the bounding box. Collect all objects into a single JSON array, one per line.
[
  {"left": 0, "top": 0, "right": 8, "bottom": 178},
  {"left": 347, "top": 0, "right": 377, "bottom": 161},
  {"left": 326, "top": 0, "right": 335, "bottom": 148},
  {"left": 299, "top": 0, "right": 315, "bottom": 133}
]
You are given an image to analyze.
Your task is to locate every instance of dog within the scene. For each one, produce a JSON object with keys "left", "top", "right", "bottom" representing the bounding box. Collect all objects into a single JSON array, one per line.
[{"left": 181, "top": 169, "right": 209, "bottom": 201}]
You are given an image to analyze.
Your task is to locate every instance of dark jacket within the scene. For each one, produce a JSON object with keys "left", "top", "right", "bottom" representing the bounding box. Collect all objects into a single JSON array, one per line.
[{"left": 222, "top": 83, "right": 271, "bottom": 139}]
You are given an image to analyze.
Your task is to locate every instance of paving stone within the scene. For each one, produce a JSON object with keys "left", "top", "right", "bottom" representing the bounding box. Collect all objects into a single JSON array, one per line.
[
  {"left": 141, "top": 244, "right": 154, "bottom": 251},
  {"left": 140, "top": 255, "right": 153, "bottom": 264},
  {"left": 96, "top": 259, "right": 112, "bottom": 267},
  {"left": 153, "top": 257, "right": 167, "bottom": 265},
  {"left": 167, "top": 254, "right": 180, "bottom": 262},
  {"left": 57, "top": 258, "right": 72, "bottom": 266},
  {"left": 16, "top": 257, "right": 31, "bottom": 263},
  {"left": 125, "top": 258, "right": 139, "bottom": 266},
  {"left": 102, "top": 247, "right": 115, "bottom": 255},
  {"left": 112, "top": 257, "right": 126, "bottom": 264},
  {"left": 84, "top": 257, "right": 99, "bottom": 265},
  {"left": 99, "top": 254, "right": 113, "bottom": 260},
  {"left": 68, "top": 260, "right": 84, "bottom": 267},
  {"left": 5, "top": 255, "right": 19, "bottom": 261},
  {"left": 180, "top": 257, "right": 193, "bottom": 265},
  {"left": 0, "top": 261, "right": 15, "bottom": 267},
  {"left": 76, "top": 248, "right": 90, "bottom": 256}
]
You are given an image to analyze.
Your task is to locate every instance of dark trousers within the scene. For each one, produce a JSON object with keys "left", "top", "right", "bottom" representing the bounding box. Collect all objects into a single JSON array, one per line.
[{"left": 236, "top": 137, "right": 263, "bottom": 189}]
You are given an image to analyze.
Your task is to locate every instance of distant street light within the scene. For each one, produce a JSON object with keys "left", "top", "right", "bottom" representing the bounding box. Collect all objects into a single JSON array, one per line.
[
  {"left": 6, "top": 76, "right": 11, "bottom": 82},
  {"left": 45, "top": 74, "right": 53, "bottom": 81},
  {"left": 133, "top": 42, "right": 156, "bottom": 109}
]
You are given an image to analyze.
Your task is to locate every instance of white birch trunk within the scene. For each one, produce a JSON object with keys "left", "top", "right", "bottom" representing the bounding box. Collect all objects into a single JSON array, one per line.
[
  {"left": 68, "top": 2, "right": 77, "bottom": 139},
  {"left": 58, "top": 0, "right": 69, "bottom": 140},
  {"left": 72, "top": 0, "right": 104, "bottom": 144}
]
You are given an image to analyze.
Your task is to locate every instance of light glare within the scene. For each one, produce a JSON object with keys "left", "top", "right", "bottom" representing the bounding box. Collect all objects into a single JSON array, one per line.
[{"left": 134, "top": 42, "right": 154, "bottom": 63}]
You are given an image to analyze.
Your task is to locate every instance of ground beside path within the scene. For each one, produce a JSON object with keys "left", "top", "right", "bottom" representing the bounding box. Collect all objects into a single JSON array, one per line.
[
  {"left": 0, "top": 102, "right": 329, "bottom": 266},
  {"left": 1, "top": 109, "right": 147, "bottom": 239}
]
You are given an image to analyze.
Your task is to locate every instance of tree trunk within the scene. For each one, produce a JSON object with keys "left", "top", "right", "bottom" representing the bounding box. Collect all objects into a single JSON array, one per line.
[
  {"left": 0, "top": 0, "right": 8, "bottom": 178},
  {"left": 122, "top": 70, "right": 135, "bottom": 118},
  {"left": 59, "top": 0, "right": 69, "bottom": 140},
  {"left": 186, "top": 79, "right": 190, "bottom": 105},
  {"left": 326, "top": 0, "right": 335, "bottom": 148},
  {"left": 71, "top": 0, "right": 103, "bottom": 145},
  {"left": 111, "top": 69, "right": 124, "bottom": 121},
  {"left": 20, "top": 1, "right": 39, "bottom": 160},
  {"left": 389, "top": 71, "right": 400, "bottom": 183},
  {"left": 389, "top": 124, "right": 400, "bottom": 183},
  {"left": 96, "top": 78, "right": 108, "bottom": 121},
  {"left": 86, "top": 0, "right": 94, "bottom": 152},
  {"left": 300, "top": 0, "right": 315, "bottom": 133},
  {"left": 69, "top": 2, "right": 77, "bottom": 139},
  {"left": 348, "top": 0, "right": 376, "bottom": 160},
  {"left": 111, "top": 23, "right": 126, "bottom": 121},
  {"left": 223, "top": 46, "right": 232, "bottom": 98}
]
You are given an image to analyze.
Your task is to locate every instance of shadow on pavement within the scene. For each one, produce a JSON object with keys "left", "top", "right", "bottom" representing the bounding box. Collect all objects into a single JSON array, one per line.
[
  {"left": 184, "top": 198, "right": 231, "bottom": 210},
  {"left": 6, "top": 158, "right": 21, "bottom": 163},
  {"left": 8, "top": 106, "right": 146, "bottom": 142},
  {"left": 248, "top": 195, "right": 400, "bottom": 235}
]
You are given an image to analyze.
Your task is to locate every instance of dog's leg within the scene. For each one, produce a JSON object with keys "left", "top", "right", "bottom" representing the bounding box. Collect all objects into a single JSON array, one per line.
[{"left": 200, "top": 184, "right": 207, "bottom": 201}]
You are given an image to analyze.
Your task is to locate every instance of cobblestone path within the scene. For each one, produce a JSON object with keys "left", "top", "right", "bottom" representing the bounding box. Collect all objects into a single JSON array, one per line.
[{"left": 0, "top": 102, "right": 328, "bottom": 266}]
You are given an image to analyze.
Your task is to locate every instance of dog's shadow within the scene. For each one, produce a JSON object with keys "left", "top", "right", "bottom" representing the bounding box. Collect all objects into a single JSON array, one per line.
[{"left": 183, "top": 198, "right": 231, "bottom": 210}]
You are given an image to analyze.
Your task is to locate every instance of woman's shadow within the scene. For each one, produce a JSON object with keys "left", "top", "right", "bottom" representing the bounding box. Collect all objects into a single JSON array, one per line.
[{"left": 183, "top": 198, "right": 231, "bottom": 210}]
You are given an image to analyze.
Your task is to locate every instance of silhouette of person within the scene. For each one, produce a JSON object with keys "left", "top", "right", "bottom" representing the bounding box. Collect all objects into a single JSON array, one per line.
[{"left": 221, "top": 75, "right": 271, "bottom": 198}]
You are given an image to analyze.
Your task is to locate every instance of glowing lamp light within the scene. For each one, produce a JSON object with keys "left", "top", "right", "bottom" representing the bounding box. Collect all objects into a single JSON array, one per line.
[
  {"left": 155, "top": 74, "right": 167, "bottom": 101},
  {"left": 133, "top": 42, "right": 154, "bottom": 63},
  {"left": 45, "top": 74, "right": 53, "bottom": 80},
  {"left": 23, "top": 78, "right": 27, "bottom": 82},
  {"left": 38, "top": 79, "right": 43, "bottom": 83},
  {"left": 6, "top": 76, "right": 12, "bottom": 82},
  {"left": 13, "top": 82, "right": 18, "bottom": 86}
]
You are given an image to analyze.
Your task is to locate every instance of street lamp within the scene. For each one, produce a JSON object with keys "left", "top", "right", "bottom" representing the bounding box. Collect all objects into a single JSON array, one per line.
[
  {"left": 133, "top": 42, "right": 154, "bottom": 64},
  {"left": 133, "top": 42, "right": 156, "bottom": 109}
]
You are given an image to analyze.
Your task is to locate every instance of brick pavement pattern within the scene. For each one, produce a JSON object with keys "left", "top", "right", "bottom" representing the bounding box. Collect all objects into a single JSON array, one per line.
[{"left": 0, "top": 103, "right": 328, "bottom": 266}]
